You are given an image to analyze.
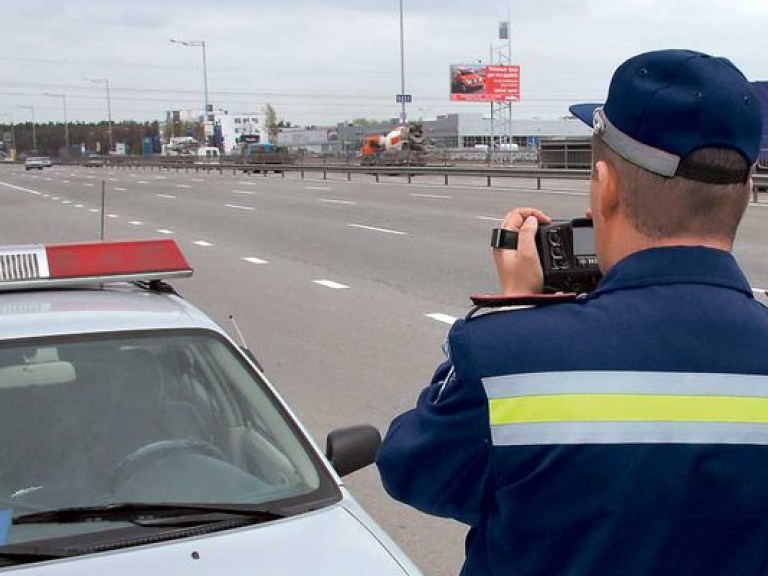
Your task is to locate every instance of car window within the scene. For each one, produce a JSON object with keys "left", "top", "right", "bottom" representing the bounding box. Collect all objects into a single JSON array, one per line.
[{"left": 0, "top": 330, "right": 338, "bottom": 545}]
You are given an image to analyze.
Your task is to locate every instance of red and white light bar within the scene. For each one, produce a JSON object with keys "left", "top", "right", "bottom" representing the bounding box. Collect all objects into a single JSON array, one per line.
[{"left": 0, "top": 239, "right": 193, "bottom": 291}]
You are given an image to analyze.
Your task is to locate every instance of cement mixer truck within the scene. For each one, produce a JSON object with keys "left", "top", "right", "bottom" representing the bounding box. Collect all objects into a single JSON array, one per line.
[{"left": 360, "top": 122, "right": 427, "bottom": 166}]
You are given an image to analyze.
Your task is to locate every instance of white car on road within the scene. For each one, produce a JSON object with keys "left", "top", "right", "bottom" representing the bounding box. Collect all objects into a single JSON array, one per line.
[{"left": 0, "top": 239, "right": 421, "bottom": 575}]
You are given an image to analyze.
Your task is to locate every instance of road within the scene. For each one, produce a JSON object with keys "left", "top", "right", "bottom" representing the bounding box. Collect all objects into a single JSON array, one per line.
[{"left": 1, "top": 164, "right": 766, "bottom": 575}]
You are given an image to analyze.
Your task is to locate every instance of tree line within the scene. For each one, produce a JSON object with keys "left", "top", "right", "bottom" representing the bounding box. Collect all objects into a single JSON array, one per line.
[{"left": 0, "top": 120, "right": 163, "bottom": 157}]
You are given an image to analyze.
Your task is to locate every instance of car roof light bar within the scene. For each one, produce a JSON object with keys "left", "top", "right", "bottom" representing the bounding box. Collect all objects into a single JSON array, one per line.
[{"left": 0, "top": 239, "right": 193, "bottom": 291}]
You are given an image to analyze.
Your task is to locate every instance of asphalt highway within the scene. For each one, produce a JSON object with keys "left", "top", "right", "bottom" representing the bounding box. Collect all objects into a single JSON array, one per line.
[{"left": 1, "top": 164, "right": 766, "bottom": 575}]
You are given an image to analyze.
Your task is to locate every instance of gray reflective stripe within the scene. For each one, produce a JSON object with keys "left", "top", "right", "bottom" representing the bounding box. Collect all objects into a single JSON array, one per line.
[
  {"left": 492, "top": 421, "right": 768, "bottom": 446},
  {"left": 599, "top": 109, "right": 680, "bottom": 177},
  {"left": 483, "top": 371, "right": 768, "bottom": 400}
]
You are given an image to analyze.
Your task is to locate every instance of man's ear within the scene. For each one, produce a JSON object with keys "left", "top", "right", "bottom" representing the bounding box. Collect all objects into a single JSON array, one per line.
[{"left": 594, "top": 159, "right": 620, "bottom": 220}]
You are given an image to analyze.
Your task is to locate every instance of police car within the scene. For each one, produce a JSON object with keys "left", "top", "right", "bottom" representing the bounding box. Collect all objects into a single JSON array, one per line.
[{"left": 0, "top": 239, "right": 421, "bottom": 575}]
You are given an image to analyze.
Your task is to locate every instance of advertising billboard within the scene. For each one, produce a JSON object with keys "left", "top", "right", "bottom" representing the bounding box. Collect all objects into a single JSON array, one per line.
[{"left": 450, "top": 64, "right": 520, "bottom": 102}]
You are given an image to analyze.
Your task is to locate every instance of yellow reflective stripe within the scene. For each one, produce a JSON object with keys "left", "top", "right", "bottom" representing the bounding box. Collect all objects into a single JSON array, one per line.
[{"left": 489, "top": 394, "right": 768, "bottom": 425}]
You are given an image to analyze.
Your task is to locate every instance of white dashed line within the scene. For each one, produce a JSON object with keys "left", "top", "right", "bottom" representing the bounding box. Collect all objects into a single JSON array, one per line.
[
  {"left": 156, "top": 194, "right": 176, "bottom": 199},
  {"left": 321, "top": 198, "right": 356, "bottom": 205},
  {"left": 74, "top": 204, "right": 84, "bottom": 208},
  {"left": 426, "top": 313, "right": 458, "bottom": 325},
  {"left": 235, "top": 181, "right": 256, "bottom": 186},
  {"left": 89, "top": 208, "right": 99, "bottom": 213},
  {"left": 137, "top": 181, "right": 149, "bottom": 184},
  {"left": 107, "top": 214, "right": 119, "bottom": 219},
  {"left": 62, "top": 180, "right": 70, "bottom": 184},
  {"left": 0, "top": 181, "right": 42, "bottom": 196},
  {"left": 62, "top": 200, "right": 72, "bottom": 204},
  {"left": 193, "top": 240, "right": 214, "bottom": 247},
  {"left": 306, "top": 186, "right": 331, "bottom": 191},
  {"left": 348, "top": 223, "right": 406, "bottom": 236},
  {"left": 108, "top": 178, "right": 119, "bottom": 182},
  {"left": 129, "top": 221, "right": 143, "bottom": 226},
  {"left": 225, "top": 204, "right": 255, "bottom": 211},
  {"left": 313, "top": 280, "right": 349, "bottom": 290},
  {"left": 157, "top": 229, "right": 174, "bottom": 235},
  {"left": 114, "top": 187, "right": 127, "bottom": 191},
  {"left": 176, "top": 184, "right": 191, "bottom": 188},
  {"left": 231, "top": 189, "right": 256, "bottom": 195},
  {"left": 242, "top": 257, "right": 268, "bottom": 265},
  {"left": 411, "top": 193, "right": 452, "bottom": 199},
  {"left": 476, "top": 215, "right": 504, "bottom": 222},
  {"left": 83, "top": 183, "right": 94, "bottom": 187}
]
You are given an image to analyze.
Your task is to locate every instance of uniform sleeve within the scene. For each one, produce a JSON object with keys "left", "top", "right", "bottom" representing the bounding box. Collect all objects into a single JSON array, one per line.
[{"left": 375, "top": 320, "right": 492, "bottom": 526}]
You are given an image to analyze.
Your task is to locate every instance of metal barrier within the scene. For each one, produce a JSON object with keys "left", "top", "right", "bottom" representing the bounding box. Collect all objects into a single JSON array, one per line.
[{"left": 58, "top": 159, "right": 767, "bottom": 201}]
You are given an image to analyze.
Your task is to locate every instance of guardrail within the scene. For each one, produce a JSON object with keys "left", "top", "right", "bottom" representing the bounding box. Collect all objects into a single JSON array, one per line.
[{"left": 11, "top": 158, "right": 764, "bottom": 201}]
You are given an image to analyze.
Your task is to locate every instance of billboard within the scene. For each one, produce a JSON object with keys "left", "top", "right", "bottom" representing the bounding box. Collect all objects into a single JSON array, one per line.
[{"left": 450, "top": 64, "right": 520, "bottom": 102}]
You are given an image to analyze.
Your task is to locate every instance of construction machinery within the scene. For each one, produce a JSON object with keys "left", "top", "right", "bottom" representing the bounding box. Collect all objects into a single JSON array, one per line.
[{"left": 360, "top": 122, "right": 427, "bottom": 166}]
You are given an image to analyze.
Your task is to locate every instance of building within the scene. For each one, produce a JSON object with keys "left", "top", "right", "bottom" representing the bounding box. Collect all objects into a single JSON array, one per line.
[
  {"left": 335, "top": 113, "right": 592, "bottom": 153},
  {"left": 163, "top": 109, "right": 268, "bottom": 154}
]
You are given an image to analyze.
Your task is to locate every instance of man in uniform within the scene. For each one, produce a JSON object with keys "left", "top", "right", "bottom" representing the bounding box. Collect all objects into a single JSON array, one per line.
[{"left": 376, "top": 49, "right": 768, "bottom": 575}]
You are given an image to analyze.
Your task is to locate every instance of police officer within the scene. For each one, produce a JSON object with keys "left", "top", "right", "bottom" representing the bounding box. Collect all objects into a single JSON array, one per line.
[{"left": 376, "top": 49, "right": 768, "bottom": 576}]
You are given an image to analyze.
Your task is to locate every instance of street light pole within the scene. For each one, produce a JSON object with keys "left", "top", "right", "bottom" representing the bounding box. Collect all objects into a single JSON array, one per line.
[
  {"left": 399, "top": 0, "right": 407, "bottom": 124},
  {"left": 17, "top": 105, "right": 36, "bottom": 152},
  {"left": 169, "top": 38, "right": 211, "bottom": 145},
  {"left": 44, "top": 92, "right": 69, "bottom": 150},
  {"left": 85, "top": 78, "right": 114, "bottom": 153}
]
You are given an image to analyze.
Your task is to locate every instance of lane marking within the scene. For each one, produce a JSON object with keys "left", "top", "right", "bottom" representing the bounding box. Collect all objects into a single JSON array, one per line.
[
  {"left": 193, "top": 240, "right": 214, "bottom": 247},
  {"left": 191, "top": 178, "right": 205, "bottom": 182},
  {"left": 108, "top": 178, "right": 119, "bottom": 182},
  {"left": 62, "top": 200, "right": 72, "bottom": 204},
  {"left": 321, "top": 198, "right": 356, "bottom": 205},
  {"left": 157, "top": 229, "right": 174, "bottom": 235},
  {"left": 74, "top": 204, "right": 84, "bottom": 208},
  {"left": 412, "top": 193, "right": 452, "bottom": 199},
  {"left": 83, "top": 183, "right": 94, "bottom": 187},
  {"left": 242, "top": 257, "right": 268, "bottom": 265},
  {"left": 306, "top": 186, "right": 331, "bottom": 191},
  {"left": 129, "top": 221, "right": 143, "bottom": 226},
  {"left": 348, "top": 223, "right": 406, "bottom": 236},
  {"left": 176, "top": 184, "right": 191, "bottom": 188},
  {"left": 107, "top": 214, "right": 119, "bottom": 219},
  {"left": 137, "top": 180, "right": 149, "bottom": 184},
  {"left": 62, "top": 180, "right": 70, "bottom": 184},
  {"left": 114, "top": 187, "right": 127, "bottom": 191},
  {"left": 313, "top": 280, "right": 349, "bottom": 290},
  {"left": 426, "top": 313, "right": 458, "bottom": 325},
  {"left": 231, "top": 189, "right": 256, "bottom": 195},
  {"left": 236, "top": 181, "right": 256, "bottom": 186},
  {"left": 476, "top": 215, "right": 504, "bottom": 222},
  {"left": 89, "top": 208, "right": 99, "bottom": 213},
  {"left": 225, "top": 204, "right": 255, "bottom": 211},
  {"left": 156, "top": 194, "right": 176, "bottom": 199},
  {"left": 0, "top": 181, "right": 42, "bottom": 195}
]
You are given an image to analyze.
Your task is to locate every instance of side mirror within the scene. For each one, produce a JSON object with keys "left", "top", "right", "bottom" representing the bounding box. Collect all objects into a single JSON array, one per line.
[{"left": 326, "top": 424, "right": 381, "bottom": 477}]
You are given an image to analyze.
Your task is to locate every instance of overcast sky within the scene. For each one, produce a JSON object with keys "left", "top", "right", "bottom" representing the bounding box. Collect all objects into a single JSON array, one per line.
[{"left": 2, "top": 0, "right": 767, "bottom": 126}]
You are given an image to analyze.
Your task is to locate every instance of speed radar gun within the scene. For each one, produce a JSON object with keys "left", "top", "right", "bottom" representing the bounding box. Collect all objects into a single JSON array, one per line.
[{"left": 491, "top": 218, "right": 602, "bottom": 294}]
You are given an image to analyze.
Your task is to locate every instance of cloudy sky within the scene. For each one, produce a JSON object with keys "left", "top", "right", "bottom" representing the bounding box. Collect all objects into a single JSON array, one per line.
[{"left": 2, "top": 0, "right": 767, "bottom": 126}]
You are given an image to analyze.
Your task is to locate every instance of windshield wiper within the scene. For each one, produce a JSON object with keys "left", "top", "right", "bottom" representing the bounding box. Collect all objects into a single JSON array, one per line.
[{"left": 14, "top": 502, "right": 286, "bottom": 527}]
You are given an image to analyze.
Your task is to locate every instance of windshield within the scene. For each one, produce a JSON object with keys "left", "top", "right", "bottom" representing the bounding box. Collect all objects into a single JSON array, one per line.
[{"left": 0, "top": 330, "right": 338, "bottom": 547}]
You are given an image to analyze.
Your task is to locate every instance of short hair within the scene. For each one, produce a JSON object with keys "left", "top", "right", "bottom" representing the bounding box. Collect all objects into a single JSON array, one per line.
[{"left": 592, "top": 135, "right": 752, "bottom": 241}]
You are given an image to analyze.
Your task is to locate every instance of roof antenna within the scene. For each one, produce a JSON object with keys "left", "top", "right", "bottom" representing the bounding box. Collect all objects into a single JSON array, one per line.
[
  {"left": 229, "top": 314, "right": 248, "bottom": 349},
  {"left": 100, "top": 180, "right": 106, "bottom": 240}
]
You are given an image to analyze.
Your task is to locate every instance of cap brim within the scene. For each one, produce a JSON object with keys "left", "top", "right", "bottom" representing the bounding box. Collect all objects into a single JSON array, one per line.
[{"left": 569, "top": 103, "right": 602, "bottom": 127}]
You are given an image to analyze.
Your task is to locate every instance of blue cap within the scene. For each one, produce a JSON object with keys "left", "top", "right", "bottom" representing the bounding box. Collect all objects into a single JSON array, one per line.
[{"left": 570, "top": 49, "right": 763, "bottom": 181}]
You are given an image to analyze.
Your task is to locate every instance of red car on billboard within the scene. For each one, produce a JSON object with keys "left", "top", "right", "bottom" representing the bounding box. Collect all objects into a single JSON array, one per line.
[{"left": 451, "top": 66, "right": 485, "bottom": 94}]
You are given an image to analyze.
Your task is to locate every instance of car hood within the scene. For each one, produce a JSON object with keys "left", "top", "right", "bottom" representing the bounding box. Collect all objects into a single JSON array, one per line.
[{"left": 1, "top": 502, "right": 419, "bottom": 575}]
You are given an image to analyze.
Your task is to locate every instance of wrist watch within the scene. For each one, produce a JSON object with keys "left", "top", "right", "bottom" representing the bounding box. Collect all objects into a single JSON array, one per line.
[{"left": 490, "top": 228, "right": 519, "bottom": 250}]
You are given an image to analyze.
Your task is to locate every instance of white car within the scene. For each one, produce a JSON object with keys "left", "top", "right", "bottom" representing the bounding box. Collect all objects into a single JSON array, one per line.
[
  {"left": 24, "top": 157, "right": 52, "bottom": 171},
  {"left": 0, "top": 239, "right": 421, "bottom": 575}
]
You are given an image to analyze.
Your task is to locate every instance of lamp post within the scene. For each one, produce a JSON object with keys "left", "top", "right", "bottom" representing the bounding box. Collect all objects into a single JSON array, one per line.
[
  {"left": 85, "top": 78, "right": 113, "bottom": 153},
  {"left": 16, "top": 105, "right": 36, "bottom": 152},
  {"left": 399, "top": 0, "right": 407, "bottom": 124},
  {"left": 169, "top": 38, "right": 210, "bottom": 145},
  {"left": 44, "top": 92, "right": 69, "bottom": 150}
]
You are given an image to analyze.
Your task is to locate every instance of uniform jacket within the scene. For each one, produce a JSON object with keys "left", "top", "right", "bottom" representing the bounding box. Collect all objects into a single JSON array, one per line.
[{"left": 377, "top": 246, "right": 768, "bottom": 576}]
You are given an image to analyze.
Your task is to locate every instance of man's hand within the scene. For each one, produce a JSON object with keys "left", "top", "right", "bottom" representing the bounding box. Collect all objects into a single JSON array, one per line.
[{"left": 493, "top": 208, "right": 552, "bottom": 295}]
